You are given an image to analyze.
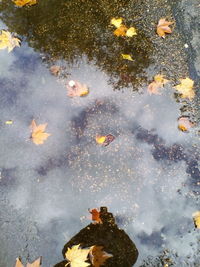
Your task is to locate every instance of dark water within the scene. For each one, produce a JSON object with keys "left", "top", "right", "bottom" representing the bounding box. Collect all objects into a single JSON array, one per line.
[{"left": 0, "top": 0, "right": 199, "bottom": 266}]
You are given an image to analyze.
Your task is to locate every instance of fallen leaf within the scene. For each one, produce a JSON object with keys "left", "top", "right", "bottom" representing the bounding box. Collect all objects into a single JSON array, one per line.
[
  {"left": 96, "top": 134, "right": 115, "bottom": 146},
  {"left": 30, "top": 119, "right": 51, "bottom": 145},
  {"left": 13, "top": 0, "right": 37, "bottom": 7},
  {"left": 65, "top": 244, "right": 91, "bottom": 267},
  {"left": 67, "top": 80, "right": 89, "bottom": 97},
  {"left": 113, "top": 25, "right": 127, "bottom": 37},
  {"left": 110, "top": 18, "right": 123, "bottom": 28},
  {"left": 5, "top": 120, "right": 13, "bottom": 124},
  {"left": 178, "top": 117, "right": 194, "bottom": 132},
  {"left": 193, "top": 211, "right": 200, "bottom": 229},
  {"left": 126, "top": 27, "right": 137, "bottom": 37},
  {"left": 50, "top": 65, "right": 61, "bottom": 76},
  {"left": 89, "top": 208, "right": 102, "bottom": 224},
  {"left": 15, "top": 257, "right": 41, "bottom": 267},
  {"left": 147, "top": 74, "right": 168, "bottom": 95},
  {"left": 121, "top": 54, "right": 134, "bottom": 61},
  {"left": 89, "top": 246, "right": 113, "bottom": 267},
  {"left": 157, "top": 18, "right": 173, "bottom": 38},
  {"left": 0, "top": 30, "right": 20, "bottom": 52},
  {"left": 175, "top": 77, "right": 195, "bottom": 100}
]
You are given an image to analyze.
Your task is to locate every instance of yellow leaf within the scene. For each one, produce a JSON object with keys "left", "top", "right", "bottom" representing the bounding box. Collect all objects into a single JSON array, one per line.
[
  {"left": 121, "top": 54, "right": 134, "bottom": 61},
  {"left": 96, "top": 135, "right": 106, "bottom": 144},
  {"left": 175, "top": 77, "right": 195, "bottom": 100},
  {"left": 0, "top": 30, "right": 20, "bottom": 52},
  {"left": 178, "top": 117, "right": 193, "bottom": 132},
  {"left": 126, "top": 27, "right": 137, "bottom": 37},
  {"left": 30, "top": 119, "right": 51, "bottom": 145},
  {"left": 110, "top": 18, "right": 123, "bottom": 28},
  {"left": 5, "top": 120, "right": 13, "bottom": 124},
  {"left": 65, "top": 244, "right": 91, "bottom": 267},
  {"left": 13, "top": 0, "right": 37, "bottom": 7},
  {"left": 154, "top": 74, "right": 168, "bottom": 84},
  {"left": 193, "top": 211, "right": 200, "bottom": 229}
]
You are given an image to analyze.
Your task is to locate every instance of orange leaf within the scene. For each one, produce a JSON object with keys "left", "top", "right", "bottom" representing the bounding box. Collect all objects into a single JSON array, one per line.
[
  {"left": 89, "top": 246, "right": 113, "bottom": 267},
  {"left": 157, "top": 18, "right": 173, "bottom": 38},
  {"left": 89, "top": 209, "right": 102, "bottom": 224},
  {"left": 15, "top": 258, "right": 24, "bottom": 267},
  {"left": 113, "top": 25, "right": 127, "bottom": 36},
  {"left": 147, "top": 74, "right": 168, "bottom": 95},
  {"left": 30, "top": 119, "right": 51, "bottom": 145},
  {"left": 178, "top": 117, "right": 194, "bottom": 132},
  {"left": 67, "top": 80, "right": 89, "bottom": 97}
]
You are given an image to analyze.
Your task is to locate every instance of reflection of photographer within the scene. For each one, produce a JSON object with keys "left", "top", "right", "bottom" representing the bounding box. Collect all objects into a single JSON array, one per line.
[{"left": 55, "top": 207, "right": 138, "bottom": 267}]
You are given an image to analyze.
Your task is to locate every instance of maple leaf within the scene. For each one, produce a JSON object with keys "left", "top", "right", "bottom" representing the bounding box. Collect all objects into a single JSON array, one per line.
[
  {"left": 13, "top": 0, "right": 37, "bottom": 7},
  {"left": 89, "top": 208, "right": 102, "bottom": 224},
  {"left": 96, "top": 134, "right": 115, "bottom": 146},
  {"left": 15, "top": 257, "right": 41, "bottom": 267},
  {"left": 67, "top": 80, "right": 89, "bottom": 97},
  {"left": 0, "top": 30, "right": 20, "bottom": 52},
  {"left": 110, "top": 18, "right": 123, "bottom": 28},
  {"left": 30, "top": 119, "right": 51, "bottom": 145},
  {"left": 113, "top": 25, "right": 127, "bottom": 37},
  {"left": 126, "top": 27, "right": 137, "bottom": 37},
  {"left": 121, "top": 54, "right": 134, "bottom": 61},
  {"left": 89, "top": 246, "right": 113, "bottom": 267},
  {"left": 147, "top": 74, "right": 168, "bottom": 95},
  {"left": 178, "top": 117, "right": 194, "bottom": 132},
  {"left": 65, "top": 244, "right": 91, "bottom": 267},
  {"left": 175, "top": 77, "right": 195, "bottom": 100},
  {"left": 50, "top": 65, "right": 61, "bottom": 76},
  {"left": 193, "top": 211, "right": 200, "bottom": 229},
  {"left": 157, "top": 18, "right": 173, "bottom": 38}
]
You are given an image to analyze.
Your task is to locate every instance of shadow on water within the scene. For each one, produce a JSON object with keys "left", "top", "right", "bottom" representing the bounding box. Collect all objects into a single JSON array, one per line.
[{"left": 0, "top": 0, "right": 153, "bottom": 90}]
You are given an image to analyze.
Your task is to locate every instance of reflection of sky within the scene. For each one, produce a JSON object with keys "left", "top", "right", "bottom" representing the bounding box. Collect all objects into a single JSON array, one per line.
[{"left": 0, "top": 22, "right": 199, "bottom": 266}]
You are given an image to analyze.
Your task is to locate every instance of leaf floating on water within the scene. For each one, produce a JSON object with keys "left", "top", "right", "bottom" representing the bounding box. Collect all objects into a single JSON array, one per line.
[
  {"left": 147, "top": 74, "right": 168, "bottom": 95},
  {"left": 89, "top": 208, "right": 102, "bottom": 224},
  {"left": 121, "top": 54, "right": 134, "bottom": 61},
  {"left": 157, "top": 18, "right": 173, "bottom": 38},
  {"left": 0, "top": 30, "right": 20, "bottom": 52},
  {"left": 13, "top": 0, "right": 37, "bottom": 7},
  {"left": 65, "top": 244, "right": 91, "bottom": 267},
  {"left": 193, "top": 211, "right": 200, "bottom": 229},
  {"left": 50, "top": 65, "right": 61, "bottom": 76},
  {"left": 15, "top": 257, "right": 41, "bottom": 267},
  {"left": 175, "top": 77, "right": 195, "bottom": 100},
  {"left": 67, "top": 80, "right": 89, "bottom": 97},
  {"left": 111, "top": 17, "right": 137, "bottom": 37},
  {"left": 96, "top": 134, "right": 115, "bottom": 146},
  {"left": 126, "top": 27, "right": 137, "bottom": 37},
  {"left": 5, "top": 120, "right": 13, "bottom": 124},
  {"left": 178, "top": 117, "right": 194, "bottom": 132},
  {"left": 89, "top": 246, "right": 113, "bottom": 267},
  {"left": 30, "top": 119, "right": 51, "bottom": 145}
]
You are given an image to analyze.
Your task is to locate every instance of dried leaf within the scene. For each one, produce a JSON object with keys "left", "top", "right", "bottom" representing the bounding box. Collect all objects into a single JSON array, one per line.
[
  {"left": 50, "top": 65, "right": 61, "bottom": 76},
  {"left": 193, "top": 211, "right": 200, "bottom": 229},
  {"left": 121, "top": 54, "right": 134, "bottom": 61},
  {"left": 157, "top": 18, "right": 173, "bottom": 38},
  {"left": 65, "top": 244, "right": 91, "bottom": 267},
  {"left": 175, "top": 77, "right": 195, "bottom": 100},
  {"left": 0, "top": 30, "right": 20, "bottom": 52},
  {"left": 178, "top": 117, "right": 194, "bottom": 132},
  {"left": 26, "top": 257, "right": 42, "bottom": 267},
  {"left": 126, "top": 27, "right": 137, "bottom": 37},
  {"left": 13, "top": 0, "right": 37, "bottom": 7},
  {"left": 96, "top": 134, "right": 115, "bottom": 146},
  {"left": 89, "top": 209, "right": 102, "bottom": 224},
  {"left": 113, "top": 25, "right": 127, "bottom": 37},
  {"left": 90, "top": 246, "right": 113, "bottom": 267},
  {"left": 67, "top": 80, "right": 89, "bottom": 97},
  {"left": 15, "top": 258, "right": 24, "bottom": 267},
  {"left": 30, "top": 119, "right": 51, "bottom": 145},
  {"left": 147, "top": 74, "right": 168, "bottom": 95},
  {"left": 110, "top": 18, "right": 123, "bottom": 28}
]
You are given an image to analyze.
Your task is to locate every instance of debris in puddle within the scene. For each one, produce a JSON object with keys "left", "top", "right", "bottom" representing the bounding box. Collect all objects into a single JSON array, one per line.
[
  {"left": 110, "top": 17, "right": 137, "bottom": 37},
  {"left": 95, "top": 134, "right": 115, "bottom": 146},
  {"left": 50, "top": 65, "right": 61, "bottom": 76},
  {"left": 67, "top": 80, "right": 89, "bottom": 97},
  {"left": 178, "top": 116, "right": 194, "bottom": 132},
  {"left": 30, "top": 119, "right": 51, "bottom": 145},
  {"left": 147, "top": 74, "right": 168, "bottom": 95}
]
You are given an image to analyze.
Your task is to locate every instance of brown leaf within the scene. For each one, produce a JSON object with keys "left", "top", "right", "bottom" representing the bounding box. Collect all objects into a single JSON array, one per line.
[
  {"left": 178, "top": 117, "right": 194, "bottom": 132},
  {"left": 50, "top": 65, "right": 61, "bottom": 76},
  {"left": 157, "top": 18, "right": 173, "bottom": 38},
  {"left": 67, "top": 80, "right": 89, "bottom": 97},
  {"left": 89, "top": 209, "right": 102, "bottom": 224},
  {"left": 89, "top": 246, "right": 113, "bottom": 267},
  {"left": 30, "top": 119, "right": 51, "bottom": 145},
  {"left": 15, "top": 258, "right": 24, "bottom": 267},
  {"left": 26, "top": 257, "right": 42, "bottom": 267},
  {"left": 147, "top": 74, "right": 168, "bottom": 95}
]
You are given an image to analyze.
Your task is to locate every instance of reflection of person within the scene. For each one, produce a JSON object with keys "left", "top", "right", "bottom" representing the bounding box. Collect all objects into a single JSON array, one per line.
[{"left": 54, "top": 207, "right": 139, "bottom": 267}]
